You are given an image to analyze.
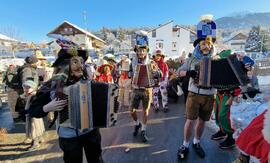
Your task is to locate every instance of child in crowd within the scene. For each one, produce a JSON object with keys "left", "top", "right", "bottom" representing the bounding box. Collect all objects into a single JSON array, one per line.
[{"left": 22, "top": 80, "right": 45, "bottom": 151}]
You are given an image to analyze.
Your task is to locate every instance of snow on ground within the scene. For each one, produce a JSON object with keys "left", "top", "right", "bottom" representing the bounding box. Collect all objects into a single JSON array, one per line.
[
  {"left": 0, "top": 58, "right": 25, "bottom": 71},
  {"left": 258, "top": 75, "right": 270, "bottom": 87},
  {"left": 207, "top": 75, "right": 270, "bottom": 163}
]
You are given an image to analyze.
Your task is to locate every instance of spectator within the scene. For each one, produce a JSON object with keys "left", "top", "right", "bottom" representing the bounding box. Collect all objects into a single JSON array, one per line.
[{"left": 22, "top": 80, "right": 45, "bottom": 151}]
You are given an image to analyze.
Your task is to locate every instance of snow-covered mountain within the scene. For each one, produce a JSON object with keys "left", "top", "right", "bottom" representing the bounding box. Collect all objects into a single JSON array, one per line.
[{"left": 216, "top": 12, "right": 270, "bottom": 29}]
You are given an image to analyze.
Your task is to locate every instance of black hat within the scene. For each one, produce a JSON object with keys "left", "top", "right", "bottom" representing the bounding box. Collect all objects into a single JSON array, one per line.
[
  {"left": 134, "top": 45, "right": 149, "bottom": 52},
  {"left": 52, "top": 49, "right": 89, "bottom": 67},
  {"left": 25, "top": 56, "right": 38, "bottom": 64},
  {"left": 193, "top": 37, "right": 216, "bottom": 47}
]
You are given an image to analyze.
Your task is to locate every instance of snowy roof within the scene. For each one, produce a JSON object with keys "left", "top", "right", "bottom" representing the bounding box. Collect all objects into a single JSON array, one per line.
[
  {"left": 0, "top": 33, "right": 18, "bottom": 42},
  {"left": 177, "top": 25, "right": 196, "bottom": 35},
  {"left": 223, "top": 32, "right": 248, "bottom": 43},
  {"left": 147, "top": 21, "right": 196, "bottom": 35},
  {"left": 148, "top": 21, "right": 174, "bottom": 32},
  {"left": 47, "top": 21, "right": 106, "bottom": 44}
]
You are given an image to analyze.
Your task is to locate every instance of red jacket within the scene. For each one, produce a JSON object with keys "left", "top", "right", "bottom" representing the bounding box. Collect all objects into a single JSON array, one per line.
[
  {"left": 96, "top": 73, "right": 114, "bottom": 83},
  {"left": 154, "top": 57, "right": 169, "bottom": 81}
]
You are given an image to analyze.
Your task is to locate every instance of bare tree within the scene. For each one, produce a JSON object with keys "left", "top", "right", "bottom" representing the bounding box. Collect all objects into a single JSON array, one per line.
[{"left": 0, "top": 25, "right": 22, "bottom": 41}]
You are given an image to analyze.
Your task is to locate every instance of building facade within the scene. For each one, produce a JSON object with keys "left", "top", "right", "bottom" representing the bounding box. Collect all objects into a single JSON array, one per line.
[
  {"left": 0, "top": 33, "right": 18, "bottom": 55},
  {"left": 147, "top": 21, "right": 196, "bottom": 59},
  {"left": 47, "top": 21, "right": 106, "bottom": 52},
  {"left": 223, "top": 33, "right": 248, "bottom": 52}
]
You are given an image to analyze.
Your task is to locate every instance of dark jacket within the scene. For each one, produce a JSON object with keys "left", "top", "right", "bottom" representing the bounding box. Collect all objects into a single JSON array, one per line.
[{"left": 28, "top": 81, "right": 52, "bottom": 118}]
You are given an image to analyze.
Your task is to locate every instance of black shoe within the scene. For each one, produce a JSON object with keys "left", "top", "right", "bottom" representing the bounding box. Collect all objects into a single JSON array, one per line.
[
  {"left": 141, "top": 130, "right": 148, "bottom": 143},
  {"left": 177, "top": 145, "right": 189, "bottom": 160},
  {"left": 192, "top": 143, "right": 205, "bottom": 158},
  {"left": 141, "top": 130, "right": 148, "bottom": 142},
  {"left": 177, "top": 145, "right": 189, "bottom": 159},
  {"left": 153, "top": 106, "right": 159, "bottom": 112},
  {"left": 133, "top": 123, "right": 141, "bottom": 137},
  {"left": 163, "top": 107, "right": 169, "bottom": 113},
  {"left": 219, "top": 137, "right": 235, "bottom": 149},
  {"left": 211, "top": 130, "right": 226, "bottom": 140}
]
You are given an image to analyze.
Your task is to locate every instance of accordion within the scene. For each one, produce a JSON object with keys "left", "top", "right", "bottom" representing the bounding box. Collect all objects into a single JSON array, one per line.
[
  {"left": 197, "top": 56, "right": 249, "bottom": 89},
  {"left": 59, "top": 80, "right": 118, "bottom": 131},
  {"left": 132, "top": 64, "right": 156, "bottom": 88}
]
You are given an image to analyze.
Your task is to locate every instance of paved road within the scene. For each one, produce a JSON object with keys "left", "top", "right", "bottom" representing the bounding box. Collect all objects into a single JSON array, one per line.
[{"left": 0, "top": 97, "right": 238, "bottom": 163}]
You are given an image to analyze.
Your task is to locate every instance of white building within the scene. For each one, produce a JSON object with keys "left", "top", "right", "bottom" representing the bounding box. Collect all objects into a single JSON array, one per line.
[
  {"left": 223, "top": 32, "right": 248, "bottom": 52},
  {"left": 0, "top": 33, "right": 18, "bottom": 54},
  {"left": 147, "top": 21, "right": 196, "bottom": 59},
  {"left": 47, "top": 21, "right": 106, "bottom": 53}
]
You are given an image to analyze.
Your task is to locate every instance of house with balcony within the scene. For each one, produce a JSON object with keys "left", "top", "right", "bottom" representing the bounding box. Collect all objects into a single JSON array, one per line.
[{"left": 47, "top": 21, "right": 106, "bottom": 52}]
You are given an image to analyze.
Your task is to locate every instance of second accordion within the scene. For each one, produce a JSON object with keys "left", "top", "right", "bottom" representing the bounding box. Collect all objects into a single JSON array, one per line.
[
  {"left": 197, "top": 56, "right": 249, "bottom": 89},
  {"left": 59, "top": 80, "right": 118, "bottom": 131}
]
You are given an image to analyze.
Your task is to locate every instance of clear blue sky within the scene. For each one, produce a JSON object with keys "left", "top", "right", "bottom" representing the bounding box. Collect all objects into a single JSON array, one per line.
[{"left": 0, "top": 0, "right": 269, "bottom": 42}]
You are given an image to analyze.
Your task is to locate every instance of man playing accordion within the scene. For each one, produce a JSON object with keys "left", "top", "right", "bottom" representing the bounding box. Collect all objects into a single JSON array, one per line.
[
  {"left": 28, "top": 38, "right": 104, "bottom": 163},
  {"left": 177, "top": 15, "right": 217, "bottom": 160}
]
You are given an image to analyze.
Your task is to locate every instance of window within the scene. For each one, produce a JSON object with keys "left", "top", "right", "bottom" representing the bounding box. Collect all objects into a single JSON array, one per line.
[
  {"left": 173, "top": 30, "right": 180, "bottom": 37},
  {"left": 156, "top": 42, "right": 163, "bottom": 49},
  {"left": 172, "top": 42, "right": 177, "bottom": 50},
  {"left": 152, "top": 30, "right": 156, "bottom": 38}
]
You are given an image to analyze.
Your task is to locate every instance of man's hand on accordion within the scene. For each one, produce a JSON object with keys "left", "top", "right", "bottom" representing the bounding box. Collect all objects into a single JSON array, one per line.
[{"left": 43, "top": 98, "right": 68, "bottom": 113}]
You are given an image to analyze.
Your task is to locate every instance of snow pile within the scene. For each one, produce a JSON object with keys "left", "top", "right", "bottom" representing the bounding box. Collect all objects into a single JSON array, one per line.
[
  {"left": 230, "top": 94, "right": 269, "bottom": 138},
  {"left": 258, "top": 75, "right": 270, "bottom": 86}
]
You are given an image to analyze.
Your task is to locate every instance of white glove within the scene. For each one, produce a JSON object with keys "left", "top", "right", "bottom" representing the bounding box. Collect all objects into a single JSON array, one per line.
[{"left": 43, "top": 98, "right": 67, "bottom": 113}]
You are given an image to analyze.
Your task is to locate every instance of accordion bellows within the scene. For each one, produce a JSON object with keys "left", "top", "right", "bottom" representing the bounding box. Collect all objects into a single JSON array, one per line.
[
  {"left": 59, "top": 80, "right": 118, "bottom": 131},
  {"left": 198, "top": 56, "right": 249, "bottom": 89}
]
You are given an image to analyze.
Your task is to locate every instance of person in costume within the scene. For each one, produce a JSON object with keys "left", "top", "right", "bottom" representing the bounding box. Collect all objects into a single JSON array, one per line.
[
  {"left": 130, "top": 31, "right": 161, "bottom": 142},
  {"left": 104, "top": 54, "right": 119, "bottom": 83},
  {"left": 96, "top": 60, "right": 114, "bottom": 83},
  {"left": 177, "top": 15, "right": 217, "bottom": 159},
  {"left": 85, "top": 57, "right": 96, "bottom": 80},
  {"left": 96, "top": 57, "right": 119, "bottom": 125},
  {"left": 34, "top": 48, "right": 53, "bottom": 85},
  {"left": 118, "top": 55, "right": 132, "bottom": 109},
  {"left": 210, "top": 50, "right": 242, "bottom": 149},
  {"left": 233, "top": 97, "right": 270, "bottom": 163},
  {"left": 152, "top": 49, "right": 169, "bottom": 112},
  {"left": 28, "top": 38, "right": 103, "bottom": 163},
  {"left": 237, "top": 51, "right": 255, "bottom": 72}
]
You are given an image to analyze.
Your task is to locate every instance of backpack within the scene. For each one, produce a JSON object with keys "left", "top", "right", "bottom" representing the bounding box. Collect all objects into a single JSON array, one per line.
[{"left": 6, "top": 66, "right": 23, "bottom": 90}]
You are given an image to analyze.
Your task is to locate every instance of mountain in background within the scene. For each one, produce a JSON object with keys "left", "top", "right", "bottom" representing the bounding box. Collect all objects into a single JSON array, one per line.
[{"left": 215, "top": 12, "right": 270, "bottom": 29}]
